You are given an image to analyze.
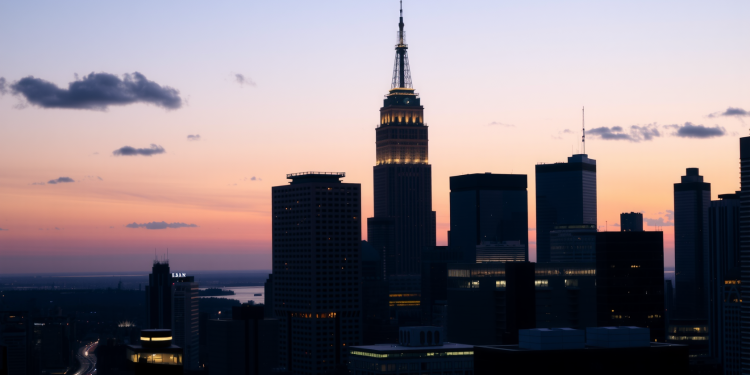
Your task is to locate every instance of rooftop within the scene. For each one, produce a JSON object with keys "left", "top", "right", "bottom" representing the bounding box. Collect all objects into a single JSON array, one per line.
[
  {"left": 476, "top": 342, "right": 684, "bottom": 352},
  {"left": 350, "top": 342, "right": 473, "bottom": 353}
]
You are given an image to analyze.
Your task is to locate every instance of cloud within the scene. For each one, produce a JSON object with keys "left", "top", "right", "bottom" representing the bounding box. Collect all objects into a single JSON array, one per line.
[
  {"left": 586, "top": 124, "right": 661, "bottom": 142},
  {"left": 55, "top": 227, "right": 61, "bottom": 230},
  {"left": 251, "top": 176, "right": 262, "bottom": 181},
  {"left": 0, "top": 228, "right": 8, "bottom": 231},
  {"left": 125, "top": 221, "right": 198, "bottom": 230},
  {"left": 31, "top": 182, "right": 46, "bottom": 185},
  {"left": 487, "top": 121, "right": 514, "bottom": 127},
  {"left": 646, "top": 210, "right": 674, "bottom": 227},
  {"left": 708, "top": 107, "right": 749, "bottom": 118},
  {"left": 562, "top": 129, "right": 572, "bottom": 134},
  {"left": 9, "top": 72, "right": 182, "bottom": 110},
  {"left": 235, "top": 74, "right": 256, "bottom": 87},
  {"left": 665, "top": 210, "right": 674, "bottom": 221},
  {"left": 0, "top": 77, "right": 7, "bottom": 95},
  {"left": 187, "top": 134, "right": 201, "bottom": 141},
  {"left": 47, "top": 177, "right": 75, "bottom": 184},
  {"left": 611, "top": 223, "right": 620, "bottom": 227},
  {"left": 113, "top": 144, "right": 165, "bottom": 156},
  {"left": 670, "top": 122, "right": 725, "bottom": 138}
]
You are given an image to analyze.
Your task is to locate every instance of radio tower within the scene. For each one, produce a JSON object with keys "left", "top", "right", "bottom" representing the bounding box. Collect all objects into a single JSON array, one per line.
[
  {"left": 582, "top": 106, "right": 586, "bottom": 154},
  {"left": 391, "top": 0, "right": 413, "bottom": 89}
]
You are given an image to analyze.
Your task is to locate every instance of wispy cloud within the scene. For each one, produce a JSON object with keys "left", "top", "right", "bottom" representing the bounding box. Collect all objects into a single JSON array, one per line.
[
  {"left": 9, "top": 72, "right": 182, "bottom": 110},
  {"left": 125, "top": 221, "right": 198, "bottom": 230},
  {"left": 234, "top": 73, "right": 256, "bottom": 88},
  {"left": 645, "top": 210, "right": 674, "bottom": 226},
  {"left": 586, "top": 124, "right": 661, "bottom": 142},
  {"left": 113, "top": 144, "right": 165, "bottom": 156},
  {"left": 0, "top": 77, "right": 7, "bottom": 95},
  {"left": 487, "top": 121, "right": 514, "bottom": 127},
  {"left": 708, "top": 107, "right": 749, "bottom": 118},
  {"left": 187, "top": 134, "right": 201, "bottom": 141},
  {"left": 47, "top": 177, "right": 75, "bottom": 184},
  {"left": 0, "top": 228, "right": 8, "bottom": 231},
  {"left": 668, "top": 122, "right": 726, "bottom": 138}
]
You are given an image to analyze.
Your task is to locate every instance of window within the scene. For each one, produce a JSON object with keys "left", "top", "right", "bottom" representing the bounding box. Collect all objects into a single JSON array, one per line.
[
  {"left": 535, "top": 279, "right": 549, "bottom": 288},
  {"left": 564, "top": 279, "right": 578, "bottom": 287},
  {"left": 496, "top": 280, "right": 506, "bottom": 288}
]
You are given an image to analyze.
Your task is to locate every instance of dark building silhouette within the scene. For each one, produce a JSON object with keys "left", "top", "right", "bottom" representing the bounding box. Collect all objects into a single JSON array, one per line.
[
  {"left": 667, "top": 319, "right": 709, "bottom": 358},
  {"left": 361, "top": 240, "right": 393, "bottom": 345},
  {"left": 126, "top": 329, "right": 183, "bottom": 374},
  {"left": 535, "top": 154, "right": 597, "bottom": 263},
  {"left": 36, "top": 315, "right": 75, "bottom": 373},
  {"left": 718, "top": 269, "right": 742, "bottom": 374},
  {"left": 0, "top": 345, "right": 6, "bottom": 375},
  {"left": 549, "top": 224, "right": 596, "bottom": 263},
  {"left": 368, "top": 4, "right": 436, "bottom": 278},
  {"left": 739, "top": 136, "right": 750, "bottom": 373},
  {"left": 449, "top": 173, "right": 528, "bottom": 263},
  {"left": 708, "top": 192, "right": 740, "bottom": 365},
  {"left": 674, "top": 168, "right": 710, "bottom": 320},
  {"left": 171, "top": 275, "right": 199, "bottom": 371},
  {"left": 446, "top": 262, "right": 536, "bottom": 345},
  {"left": 620, "top": 212, "right": 644, "bottom": 232},
  {"left": 0, "top": 311, "right": 32, "bottom": 375},
  {"left": 420, "top": 246, "right": 463, "bottom": 328},
  {"left": 206, "top": 305, "right": 279, "bottom": 375},
  {"left": 272, "top": 172, "right": 362, "bottom": 374},
  {"left": 146, "top": 260, "right": 172, "bottom": 329},
  {"left": 474, "top": 328, "right": 688, "bottom": 375},
  {"left": 595, "top": 231, "right": 666, "bottom": 342},
  {"left": 263, "top": 274, "right": 274, "bottom": 319},
  {"left": 664, "top": 280, "right": 675, "bottom": 334}
]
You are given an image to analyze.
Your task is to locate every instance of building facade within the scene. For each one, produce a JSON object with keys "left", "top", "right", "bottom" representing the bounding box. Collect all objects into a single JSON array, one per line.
[
  {"left": 476, "top": 241, "right": 525, "bottom": 263},
  {"left": 738, "top": 136, "right": 750, "bottom": 374},
  {"left": 449, "top": 173, "right": 528, "bottom": 263},
  {"left": 549, "top": 224, "right": 597, "bottom": 263},
  {"left": 674, "top": 168, "right": 711, "bottom": 321},
  {"left": 595, "top": 231, "right": 666, "bottom": 342},
  {"left": 368, "top": 5, "right": 436, "bottom": 278},
  {"left": 535, "top": 154, "right": 597, "bottom": 263},
  {"left": 620, "top": 212, "right": 644, "bottom": 232},
  {"left": 172, "top": 275, "right": 199, "bottom": 371},
  {"left": 146, "top": 260, "right": 172, "bottom": 329},
  {"left": 0, "top": 311, "right": 32, "bottom": 375},
  {"left": 272, "top": 172, "right": 362, "bottom": 374}
]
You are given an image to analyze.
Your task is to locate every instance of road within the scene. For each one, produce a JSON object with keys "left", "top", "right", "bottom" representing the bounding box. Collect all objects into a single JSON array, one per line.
[{"left": 73, "top": 341, "right": 98, "bottom": 375}]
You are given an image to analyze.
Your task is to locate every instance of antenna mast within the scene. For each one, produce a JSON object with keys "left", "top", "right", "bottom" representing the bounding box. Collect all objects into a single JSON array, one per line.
[{"left": 582, "top": 106, "right": 586, "bottom": 154}]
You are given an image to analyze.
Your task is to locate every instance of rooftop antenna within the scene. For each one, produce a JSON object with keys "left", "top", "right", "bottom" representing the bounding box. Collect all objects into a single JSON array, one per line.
[{"left": 582, "top": 106, "right": 586, "bottom": 154}]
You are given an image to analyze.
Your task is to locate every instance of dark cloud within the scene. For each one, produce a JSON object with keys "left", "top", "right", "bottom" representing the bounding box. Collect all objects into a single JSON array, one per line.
[
  {"left": 235, "top": 74, "right": 256, "bottom": 87},
  {"left": 126, "top": 221, "right": 198, "bottom": 230},
  {"left": 487, "top": 121, "right": 514, "bottom": 127},
  {"left": 562, "top": 129, "right": 573, "bottom": 134},
  {"left": 708, "top": 107, "right": 749, "bottom": 118},
  {"left": 586, "top": 124, "right": 660, "bottom": 142},
  {"left": 47, "top": 177, "right": 75, "bottom": 184},
  {"left": 187, "top": 134, "right": 201, "bottom": 141},
  {"left": 113, "top": 144, "right": 165, "bottom": 156},
  {"left": 9, "top": 72, "right": 182, "bottom": 110},
  {"left": 0, "top": 77, "right": 7, "bottom": 95},
  {"left": 671, "top": 122, "right": 725, "bottom": 138}
]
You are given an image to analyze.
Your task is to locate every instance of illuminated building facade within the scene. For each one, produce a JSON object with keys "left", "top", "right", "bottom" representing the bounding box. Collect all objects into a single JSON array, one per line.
[
  {"left": 368, "top": 3, "right": 436, "bottom": 279},
  {"left": 348, "top": 327, "right": 474, "bottom": 375},
  {"left": 535, "top": 154, "right": 597, "bottom": 263},
  {"left": 126, "top": 329, "right": 183, "bottom": 375},
  {"left": 595, "top": 231, "right": 666, "bottom": 342},
  {"left": 475, "top": 241, "right": 525, "bottom": 263},
  {"left": 449, "top": 173, "right": 529, "bottom": 264},
  {"left": 171, "top": 275, "right": 199, "bottom": 371},
  {"left": 272, "top": 172, "right": 362, "bottom": 374}
]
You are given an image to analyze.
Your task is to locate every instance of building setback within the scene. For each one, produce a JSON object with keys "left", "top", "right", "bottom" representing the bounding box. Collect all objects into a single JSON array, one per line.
[
  {"left": 449, "top": 173, "right": 528, "bottom": 264},
  {"left": 272, "top": 172, "right": 362, "bottom": 374},
  {"left": 674, "top": 168, "right": 711, "bottom": 320},
  {"left": 535, "top": 154, "right": 597, "bottom": 263}
]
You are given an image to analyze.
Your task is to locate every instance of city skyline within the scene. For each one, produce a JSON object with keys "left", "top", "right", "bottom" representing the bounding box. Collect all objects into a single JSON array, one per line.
[{"left": 1, "top": 0, "right": 749, "bottom": 273}]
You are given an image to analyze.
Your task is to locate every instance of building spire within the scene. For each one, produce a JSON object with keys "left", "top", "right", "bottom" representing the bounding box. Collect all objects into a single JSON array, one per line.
[
  {"left": 582, "top": 106, "right": 586, "bottom": 154},
  {"left": 391, "top": 0, "right": 413, "bottom": 89}
]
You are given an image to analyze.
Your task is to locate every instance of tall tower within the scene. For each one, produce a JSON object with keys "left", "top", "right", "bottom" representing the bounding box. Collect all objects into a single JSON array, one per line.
[
  {"left": 739, "top": 137, "right": 750, "bottom": 374},
  {"left": 146, "top": 260, "right": 172, "bottom": 329},
  {"left": 368, "top": 2, "right": 436, "bottom": 278}
]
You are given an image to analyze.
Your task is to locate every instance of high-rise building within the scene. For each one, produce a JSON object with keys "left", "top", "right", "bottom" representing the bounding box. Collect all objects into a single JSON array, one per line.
[
  {"left": 361, "top": 240, "right": 393, "bottom": 345},
  {"left": 708, "top": 192, "right": 740, "bottom": 366},
  {"left": 595, "top": 231, "right": 666, "bottom": 342},
  {"left": 172, "top": 275, "right": 199, "bottom": 371},
  {"left": 738, "top": 136, "right": 750, "bottom": 374},
  {"left": 264, "top": 274, "right": 274, "bottom": 319},
  {"left": 620, "top": 212, "right": 644, "bottom": 232},
  {"left": 272, "top": 172, "right": 362, "bottom": 374},
  {"left": 368, "top": 4, "right": 436, "bottom": 278},
  {"left": 0, "top": 311, "right": 32, "bottom": 375},
  {"left": 449, "top": 173, "right": 528, "bottom": 263},
  {"left": 719, "top": 269, "right": 742, "bottom": 375},
  {"left": 475, "top": 241, "right": 525, "bottom": 263},
  {"left": 674, "top": 168, "right": 710, "bottom": 320},
  {"left": 549, "top": 224, "right": 597, "bottom": 263},
  {"left": 207, "top": 305, "right": 279, "bottom": 375},
  {"left": 420, "top": 246, "right": 462, "bottom": 328},
  {"left": 535, "top": 154, "right": 597, "bottom": 263},
  {"left": 146, "top": 260, "right": 172, "bottom": 329}
]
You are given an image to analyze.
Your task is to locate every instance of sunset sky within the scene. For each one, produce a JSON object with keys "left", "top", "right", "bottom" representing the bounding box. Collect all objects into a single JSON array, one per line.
[{"left": 1, "top": 0, "right": 748, "bottom": 273}]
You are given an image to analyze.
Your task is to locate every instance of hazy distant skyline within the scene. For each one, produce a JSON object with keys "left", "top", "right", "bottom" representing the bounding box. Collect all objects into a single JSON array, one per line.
[{"left": 1, "top": 0, "right": 749, "bottom": 273}]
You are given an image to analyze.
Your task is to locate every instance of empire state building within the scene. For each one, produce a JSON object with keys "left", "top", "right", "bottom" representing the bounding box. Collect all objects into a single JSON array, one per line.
[{"left": 368, "top": 4, "right": 436, "bottom": 278}]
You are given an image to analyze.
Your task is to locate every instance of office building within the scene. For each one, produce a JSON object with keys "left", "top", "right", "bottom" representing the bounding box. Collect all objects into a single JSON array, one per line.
[
  {"left": 549, "top": 224, "right": 597, "bottom": 263},
  {"left": 620, "top": 212, "right": 644, "bottom": 232},
  {"left": 126, "top": 329, "right": 183, "bottom": 374},
  {"left": 449, "top": 173, "right": 528, "bottom": 263},
  {"left": 361, "top": 241, "right": 393, "bottom": 345},
  {"left": 171, "top": 275, "right": 199, "bottom": 371},
  {"left": 535, "top": 154, "right": 597, "bottom": 263},
  {"left": 0, "top": 311, "right": 32, "bottom": 375},
  {"left": 348, "top": 326, "right": 474, "bottom": 375},
  {"left": 474, "top": 327, "right": 688, "bottom": 375},
  {"left": 595, "top": 231, "right": 666, "bottom": 342},
  {"left": 719, "top": 269, "right": 742, "bottom": 375},
  {"left": 36, "top": 315, "right": 75, "bottom": 373},
  {"left": 368, "top": 4, "right": 436, "bottom": 278},
  {"left": 272, "top": 172, "right": 362, "bottom": 374},
  {"left": 206, "top": 305, "right": 279, "bottom": 375},
  {"left": 738, "top": 136, "right": 750, "bottom": 374},
  {"left": 264, "top": 274, "right": 274, "bottom": 319},
  {"left": 476, "top": 241, "right": 525, "bottom": 263},
  {"left": 674, "top": 168, "right": 711, "bottom": 320},
  {"left": 146, "top": 260, "right": 172, "bottom": 329},
  {"left": 446, "top": 262, "right": 536, "bottom": 345},
  {"left": 667, "top": 319, "right": 709, "bottom": 358},
  {"left": 420, "top": 246, "right": 462, "bottom": 327}
]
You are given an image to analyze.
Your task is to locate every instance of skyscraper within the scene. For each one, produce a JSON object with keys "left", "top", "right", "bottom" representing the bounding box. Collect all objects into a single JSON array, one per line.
[
  {"left": 535, "top": 154, "right": 597, "bottom": 263},
  {"left": 272, "top": 172, "right": 362, "bottom": 374},
  {"left": 368, "top": 3, "right": 436, "bottom": 278},
  {"left": 620, "top": 212, "right": 644, "bottom": 232},
  {"left": 674, "top": 168, "right": 710, "bottom": 320},
  {"left": 738, "top": 136, "right": 750, "bottom": 374},
  {"left": 172, "top": 275, "right": 199, "bottom": 371},
  {"left": 449, "top": 173, "right": 528, "bottom": 264},
  {"left": 146, "top": 260, "right": 172, "bottom": 329}
]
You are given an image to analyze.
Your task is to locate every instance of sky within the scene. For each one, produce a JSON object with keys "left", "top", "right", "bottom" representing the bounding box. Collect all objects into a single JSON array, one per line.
[{"left": 1, "top": 0, "right": 748, "bottom": 273}]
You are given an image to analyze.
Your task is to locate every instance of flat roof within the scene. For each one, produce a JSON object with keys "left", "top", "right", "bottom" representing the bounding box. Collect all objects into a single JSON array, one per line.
[
  {"left": 475, "top": 342, "right": 685, "bottom": 353},
  {"left": 350, "top": 342, "right": 473, "bottom": 353}
]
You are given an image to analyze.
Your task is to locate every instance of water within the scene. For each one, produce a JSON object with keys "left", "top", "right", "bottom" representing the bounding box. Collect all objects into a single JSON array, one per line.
[{"left": 199, "top": 286, "right": 265, "bottom": 305}]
